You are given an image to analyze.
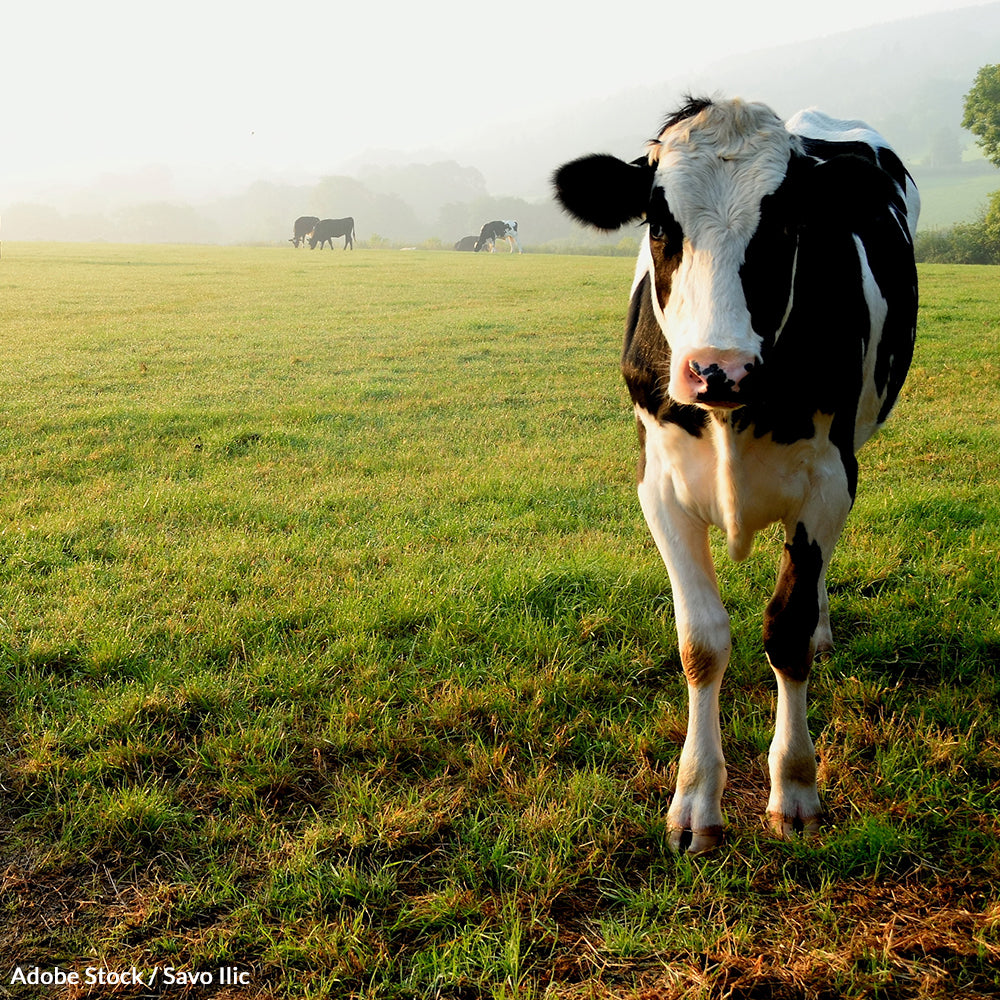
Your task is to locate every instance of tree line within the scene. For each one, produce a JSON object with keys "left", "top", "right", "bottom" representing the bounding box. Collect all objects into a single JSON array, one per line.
[
  {"left": 1, "top": 160, "right": 632, "bottom": 252},
  {"left": 917, "top": 64, "right": 1000, "bottom": 264}
]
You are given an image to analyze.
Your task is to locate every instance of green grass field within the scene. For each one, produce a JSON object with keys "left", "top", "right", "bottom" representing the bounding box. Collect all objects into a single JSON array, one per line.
[{"left": 1, "top": 244, "right": 998, "bottom": 999}]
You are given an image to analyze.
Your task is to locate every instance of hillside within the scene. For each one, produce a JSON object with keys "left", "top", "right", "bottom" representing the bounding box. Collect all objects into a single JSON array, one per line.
[{"left": 450, "top": 2, "right": 1000, "bottom": 227}]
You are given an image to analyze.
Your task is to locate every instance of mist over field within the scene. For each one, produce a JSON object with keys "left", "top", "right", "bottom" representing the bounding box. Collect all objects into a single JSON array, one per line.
[{"left": 4, "top": 3, "right": 1000, "bottom": 245}]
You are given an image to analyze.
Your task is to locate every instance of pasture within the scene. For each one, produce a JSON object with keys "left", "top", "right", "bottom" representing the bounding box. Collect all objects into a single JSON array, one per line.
[{"left": 0, "top": 243, "right": 998, "bottom": 999}]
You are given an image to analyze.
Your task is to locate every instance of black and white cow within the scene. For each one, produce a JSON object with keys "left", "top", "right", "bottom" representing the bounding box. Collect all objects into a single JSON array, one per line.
[
  {"left": 474, "top": 220, "right": 522, "bottom": 253},
  {"left": 554, "top": 97, "right": 919, "bottom": 853},
  {"left": 308, "top": 217, "right": 356, "bottom": 250},
  {"left": 454, "top": 235, "right": 478, "bottom": 251}
]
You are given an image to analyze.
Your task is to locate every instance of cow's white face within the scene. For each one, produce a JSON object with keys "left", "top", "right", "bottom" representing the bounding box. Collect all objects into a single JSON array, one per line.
[{"left": 639, "top": 102, "right": 794, "bottom": 408}]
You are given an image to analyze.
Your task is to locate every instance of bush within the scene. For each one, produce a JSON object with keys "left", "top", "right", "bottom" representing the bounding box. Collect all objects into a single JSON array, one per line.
[
  {"left": 915, "top": 188, "right": 1000, "bottom": 264},
  {"left": 915, "top": 222, "right": 998, "bottom": 264}
]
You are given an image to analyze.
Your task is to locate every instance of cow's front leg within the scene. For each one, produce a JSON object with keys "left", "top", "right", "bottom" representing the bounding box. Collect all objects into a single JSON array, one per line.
[
  {"left": 766, "top": 671, "right": 821, "bottom": 837},
  {"left": 763, "top": 507, "right": 846, "bottom": 837},
  {"left": 638, "top": 470, "right": 730, "bottom": 854},
  {"left": 671, "top": 660, "right": 728, "bottom": 853}
]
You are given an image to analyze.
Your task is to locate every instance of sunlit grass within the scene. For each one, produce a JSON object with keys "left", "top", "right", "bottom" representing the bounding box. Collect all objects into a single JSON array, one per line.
[{"left": 1, "top": 245, "right": 998, "bottom": 998}]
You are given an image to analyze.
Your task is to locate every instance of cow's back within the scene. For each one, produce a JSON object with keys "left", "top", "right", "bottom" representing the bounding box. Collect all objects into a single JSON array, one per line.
[
  {"left": 780, "top": 110, "right": 919, "bottom": 452},
  {"left": 786, "top": 109, "right": 920, "bottom": 241}
]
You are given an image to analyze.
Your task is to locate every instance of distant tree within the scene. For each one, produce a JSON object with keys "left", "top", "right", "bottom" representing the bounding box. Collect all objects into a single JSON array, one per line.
[
  {"left": 962, "top": 64, "right": 1000, "bottom": 168},
  {"left": 437, "top": 202, "right": 478, "bottom": 241},
  {"left": 982, "top": 188, "right": 1000, "bottom": 248},
  {"left": 359, "top": 161, "right": 487, "bottom": 225},
  {"left": 2, "top": 203, "right": 66, "bottom": 240},
  {"left": 926, "top": 127, "right": 962, "bottom": 169},
  {"left": 114, "top": 202, "right": 215, "bottom": 243}
]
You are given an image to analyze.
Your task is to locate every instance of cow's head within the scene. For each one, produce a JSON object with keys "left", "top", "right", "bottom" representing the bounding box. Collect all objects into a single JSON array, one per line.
[{"left": 554, "top": 98, "right": 799, "bottom": 410}]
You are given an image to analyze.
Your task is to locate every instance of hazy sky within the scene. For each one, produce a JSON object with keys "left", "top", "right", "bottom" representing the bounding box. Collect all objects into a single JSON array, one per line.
[{"left": 4, "top": 0, "right": 993, "bottom": 201}]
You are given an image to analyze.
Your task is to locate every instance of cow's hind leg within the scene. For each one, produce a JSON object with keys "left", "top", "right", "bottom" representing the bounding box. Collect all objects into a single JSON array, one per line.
[{"left": 638, "top": 460, "right": 730, "bottom": 854}]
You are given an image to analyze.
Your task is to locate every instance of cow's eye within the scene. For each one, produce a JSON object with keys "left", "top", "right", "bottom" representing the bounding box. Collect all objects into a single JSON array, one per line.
[
  {"left": 647, "top": 214, "right": 682, "bottom": 246},
  {"left": 646, "top": 189, "right": 683, "bottom": 246}
]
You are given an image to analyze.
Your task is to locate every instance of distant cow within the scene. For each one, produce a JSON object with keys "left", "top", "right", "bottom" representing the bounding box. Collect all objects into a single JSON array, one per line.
[
  {"left": 454, "top": 236, "right": 478, "bottom": 251},
  {"left": 554, "top": 96, "right": 919, "bottom": 853},
  {"left": 308, "top": 217, "right": 356, "bottom": 250},
  {"left": 474, "top": 220, "right": 522, "bottom": 253},
  {"left": 290, "top": 216, "right": 320, "bottom": 247}
]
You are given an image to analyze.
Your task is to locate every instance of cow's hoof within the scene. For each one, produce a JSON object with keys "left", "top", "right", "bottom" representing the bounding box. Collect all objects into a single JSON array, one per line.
[
  {"left": 669, "top": 825, "right": 724, "bottom": 855},
  {"left": 767, "top": 810, "right": 822, "bottom": 839}
]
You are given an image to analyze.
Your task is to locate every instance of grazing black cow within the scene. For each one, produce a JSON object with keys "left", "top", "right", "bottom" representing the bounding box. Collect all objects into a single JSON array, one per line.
[
  {"left": 454, "top": 235, "right": 478, "bottom": 251},
  {"left": 308, "top": 217, "right": 356, "bottom": 250},
  {"left": 474, "top": 219, "right": 522, "bottom": 253},
  {"left": 290, "top": 216, "right": 320, "bottom": 247},
  {"left": 554, "top": 97, "right": 918, "bottom": 853}
]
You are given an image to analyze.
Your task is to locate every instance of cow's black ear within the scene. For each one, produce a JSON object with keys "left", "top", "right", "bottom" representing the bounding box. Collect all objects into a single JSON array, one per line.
[{"left": 553, "top": 154, "right": 655, "bottom": 231}]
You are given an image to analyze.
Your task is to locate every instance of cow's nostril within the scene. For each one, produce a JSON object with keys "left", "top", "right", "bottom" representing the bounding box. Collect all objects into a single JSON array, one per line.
[
  {"left": 691, "top": 362, "right": 733, "bottom": 389},
  {"left": 680, "top": 353, "right": 763, "bottom": 409}
]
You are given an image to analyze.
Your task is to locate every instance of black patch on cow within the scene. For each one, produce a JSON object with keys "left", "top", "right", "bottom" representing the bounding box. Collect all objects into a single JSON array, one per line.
[
  {"left": 740, "top": 170, "right": 798, "bottom": 339},
  {"left": 553, "top": 155, "right": 656, "bottom": 231},
  {"left": 799, "top": 153, "right": 899, "bottom": 234},
  {"left": 646, "top": 187, "right": 684, "bottom": 249},
  {"left": 875, "top": 147, "right": 913, "bottom": 202},
  {"left": 623, "top": 273, "right": 707, "bottom": 439},
  {"left": 645, "top": 187, "right": 685, "bottom": 313},
  {"left": 871, "top": 256, "right": 918, "bottom": 424},
  {"left": 848, "top": 149, "right": 919, "bottom": 423},
  {"left": 763, "top": 521, "right": 824, "bottom": 681},
  {"left": 731, "top": 148, "right": 916, "bottom": 501},
  {"left": 800, "top": 137, "right": 876, "bottom": 164}
]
